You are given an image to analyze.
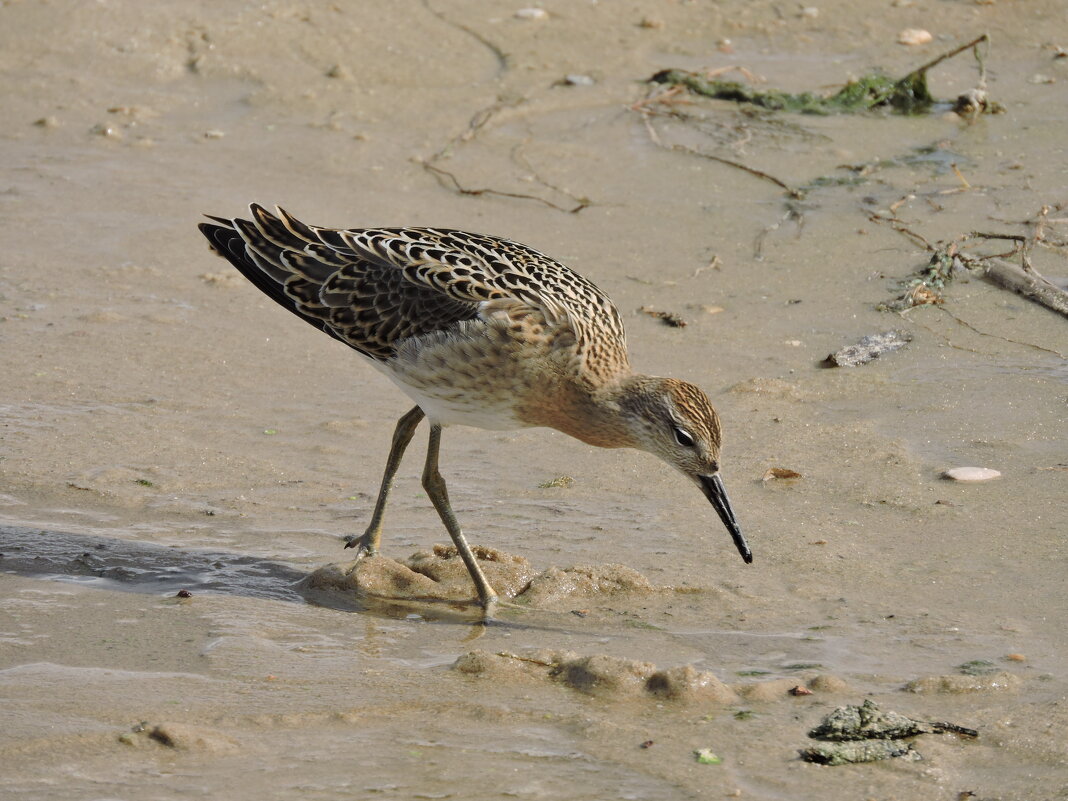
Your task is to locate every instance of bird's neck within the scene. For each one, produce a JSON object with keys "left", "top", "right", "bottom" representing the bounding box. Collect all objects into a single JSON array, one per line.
[{"left": 520, "top": 372, "right": 650, "bottom": 449}]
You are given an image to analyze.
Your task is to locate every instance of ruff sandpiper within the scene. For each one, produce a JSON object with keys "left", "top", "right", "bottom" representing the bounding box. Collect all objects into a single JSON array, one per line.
[{"left": 200, "top": 205, "right": 751, "bottom": 615}]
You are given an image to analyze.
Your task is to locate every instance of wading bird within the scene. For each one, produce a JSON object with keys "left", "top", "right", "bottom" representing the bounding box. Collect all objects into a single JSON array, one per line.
[{"left": 200, "top": 205, "right": 751, "bottom": 616}]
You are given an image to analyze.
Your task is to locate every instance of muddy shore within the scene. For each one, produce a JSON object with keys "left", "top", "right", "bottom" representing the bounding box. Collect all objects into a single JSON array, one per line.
[{"left": 1, "top": 1, "right": 1066, "bottom": 798}]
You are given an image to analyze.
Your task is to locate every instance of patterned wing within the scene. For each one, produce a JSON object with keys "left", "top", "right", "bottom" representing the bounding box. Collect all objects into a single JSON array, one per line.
[
  {"left": 199, "top": 205, "right": 629, "bottom": 373},
  {"left": 198, "top": 205, "right": 481, "bottom": 360},
  {"left": 334, "top": 226, "right": 630, "bottom": 374}
]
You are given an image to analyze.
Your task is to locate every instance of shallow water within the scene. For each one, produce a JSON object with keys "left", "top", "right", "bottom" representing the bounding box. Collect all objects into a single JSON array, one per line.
[{"left": 2, "top": 1, "right": 1068, "bottom": 798}]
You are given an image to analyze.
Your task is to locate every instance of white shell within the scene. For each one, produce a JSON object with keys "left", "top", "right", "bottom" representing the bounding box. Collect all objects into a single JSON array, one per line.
[
  {"left": 515, "top": 8, "right": 548, "bottom": 20},
  {"left": 943, "top": 467, "right": 1001, "bottom": 482},
  {"left": 898, "top": 28, "right": 933, "bottom": 46}
]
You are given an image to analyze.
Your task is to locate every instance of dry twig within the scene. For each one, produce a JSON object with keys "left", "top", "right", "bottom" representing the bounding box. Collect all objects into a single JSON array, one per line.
[
  {"left": 870, "top": 208, "right": 1068, "bottom": 345},
  {"left": 421, "top": 100, "right": 589, "bottom": 214}
]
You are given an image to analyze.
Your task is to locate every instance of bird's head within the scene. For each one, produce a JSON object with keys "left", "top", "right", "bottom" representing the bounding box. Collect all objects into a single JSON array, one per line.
[{"left": 618, "top": 376, "right": 752, "bottom": 564}]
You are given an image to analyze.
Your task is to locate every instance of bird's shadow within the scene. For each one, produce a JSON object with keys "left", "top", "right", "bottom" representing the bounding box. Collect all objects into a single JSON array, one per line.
[
  {"left": 0, "top": 523, "right": 319, "bottom": 604},
  {"left": 0, "top": 524, "right": 571, "bottom": 635}
]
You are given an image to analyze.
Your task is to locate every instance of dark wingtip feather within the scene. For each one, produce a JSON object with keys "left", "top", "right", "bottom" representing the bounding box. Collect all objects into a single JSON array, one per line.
[
  {"left": 249, "top": 202, "right": 272, "bottom": 226},
  {"left": 196, "top": 208, "right": 349, "bottom": 348},
  {"left": 275, "top": 206, "right": 318, "bottom": 242},
  {"left": 199, "top": 222, "right": 221, "bottom": 253},
  {"left": 199, "top": 220, "right": 234, "bottom": 254}
]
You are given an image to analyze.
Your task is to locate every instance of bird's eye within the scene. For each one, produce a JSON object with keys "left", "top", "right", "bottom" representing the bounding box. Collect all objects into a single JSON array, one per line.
[{"left": 673, "top": 426, "right": 695, "bottom": 447}]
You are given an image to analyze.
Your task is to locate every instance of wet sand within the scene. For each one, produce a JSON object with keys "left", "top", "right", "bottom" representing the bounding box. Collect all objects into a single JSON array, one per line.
[{"left": 1, "top": 1, "right": 1067, "bottom": 798}]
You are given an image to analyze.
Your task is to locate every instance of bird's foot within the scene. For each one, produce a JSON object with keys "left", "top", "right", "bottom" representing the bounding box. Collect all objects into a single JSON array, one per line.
[
  {"left": 479, "top": 594, "right": 500, "bottom": 623},
  {"left": 342, "top": 531, "right": 379, "bottom": 560},
  {"left": 477, "top": 593, "right": 535, "bottom": 624},
  {"left": 466, "top": 599, "right": 530, "bottom": 637}
]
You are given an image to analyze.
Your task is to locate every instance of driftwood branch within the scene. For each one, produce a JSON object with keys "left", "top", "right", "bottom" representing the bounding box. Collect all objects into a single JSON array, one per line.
[
  {"left": 984, "top": 258, "right": 1068, "bottom": 318},
  {"left": 869, "top": 206, "right": 1068, "bottom": 319}
]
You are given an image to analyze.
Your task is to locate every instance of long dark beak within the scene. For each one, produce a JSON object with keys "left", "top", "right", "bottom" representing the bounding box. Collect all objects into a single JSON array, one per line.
[{"left": 698, "top": 474, "right": 752, "bottom": 564}]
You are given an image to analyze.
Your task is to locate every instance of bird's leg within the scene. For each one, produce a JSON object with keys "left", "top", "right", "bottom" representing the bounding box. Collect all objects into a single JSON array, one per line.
[
  {"left": 344, "top": 406, "right": 424, "bottom": 557},
  {"left": 421, "top": 423, "right": 499, "bottom": 617}
]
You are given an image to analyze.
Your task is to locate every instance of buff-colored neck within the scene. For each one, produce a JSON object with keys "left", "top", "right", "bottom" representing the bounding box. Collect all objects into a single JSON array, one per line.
[{"left": 519, "top": 372, "right": 665, "bottom": 449}]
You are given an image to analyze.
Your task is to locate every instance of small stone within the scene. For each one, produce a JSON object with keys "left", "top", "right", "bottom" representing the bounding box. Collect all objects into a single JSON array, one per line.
[
  {"left": 91, "top": 123, "right": 122, "bottom": 139},
  {"left": 943, "top": 467, "right": 1001, "bottom": 482},
  {"left": 326, "top": 64, "right": 352, "bottom": 80},
  {"left": 897, "top": 28, "right": 933, "bottom": 46},
  {"left": 762, "top": 467, "right": 802, "bottom": 483},
  {"left": 826, "top": 330, "right": 911, "bottom": 367},
  {"left": 799, "top": 6, "right": 819, "bottom": 18},
  {"left": 515, "top": 8, "right": 548, "bottom": 20},
  {"left": 203, "top": 129, "right": 225, "bottom": 139},
  {"left": 639, "top": 17, "right": 664, "bottom": 29},
  {"left": 1028, "top": 74, "right": 1055, "bottom": 84},
  {"left": 1005, "top": 653, "right": 1026, "bottom": 662},
  {"left": 563, "top": 74, "right": 595, "bottom": 87},
  {"left": 34, "top": 116, "right": 59, "bottom": 128}
]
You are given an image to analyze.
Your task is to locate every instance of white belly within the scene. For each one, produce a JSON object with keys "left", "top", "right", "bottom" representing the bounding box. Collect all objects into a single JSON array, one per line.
[
  {"left": 394, "top": 377, "right": 525, "bottom": 429},
  {"left": 373, "top": 360, "right": 529, "bottom": 431}
]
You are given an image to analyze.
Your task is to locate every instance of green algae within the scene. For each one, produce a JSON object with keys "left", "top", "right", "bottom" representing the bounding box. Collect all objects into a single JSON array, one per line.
[
  {"left": 957, "top": 659, "right": 1000, "bottom": 676},
  {"left": 650, "top": 33, "right": 998, "bottom": 117},
  {"left": 650, "top": 69, "right": 933, "bottom": 115}
]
